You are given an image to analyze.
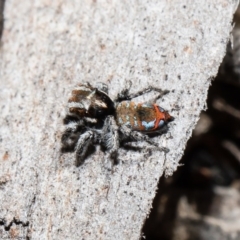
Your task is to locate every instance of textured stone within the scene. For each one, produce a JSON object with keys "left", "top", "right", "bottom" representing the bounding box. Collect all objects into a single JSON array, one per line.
[{"left": 0, "top": 0, "right": 238, "bottom": 239}]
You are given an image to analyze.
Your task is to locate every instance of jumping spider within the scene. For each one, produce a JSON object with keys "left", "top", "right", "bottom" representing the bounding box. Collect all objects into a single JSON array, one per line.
[{"left": 61, "top": 82, "right": 174, "bottom": 166}]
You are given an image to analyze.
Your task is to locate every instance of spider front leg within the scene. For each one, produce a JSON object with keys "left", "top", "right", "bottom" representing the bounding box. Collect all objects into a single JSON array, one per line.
[
  {"left": 102, "top": 116, "right": 120, "bottom": 164},
  {"left": 120, "top": 125, "right": 169, "bottom": 153},
  {"left": 75, "top": 130, "right": 97, "bottom": 166},
  {"left": 61, "top": 121, "right": 84, "bottom": 152}
]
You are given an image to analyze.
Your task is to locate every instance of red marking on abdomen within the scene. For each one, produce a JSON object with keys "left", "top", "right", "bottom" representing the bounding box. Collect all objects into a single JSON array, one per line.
[{"left": 153, "top": 104, "right": 166, "bottom": 130}]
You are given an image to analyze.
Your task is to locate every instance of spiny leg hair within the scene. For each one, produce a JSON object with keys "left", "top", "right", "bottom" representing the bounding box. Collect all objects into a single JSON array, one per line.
[
  {"left": 95, "top": 82, "right": 109, "bottom": 94},
  {"left": 102, "top": 116, "right": 119, "bottom": 162},
  {"left": 75, "top": 130, "right": 95, "bottom": 166},
  {"left": 61, "top": 121, "right": 85, "bottom": 151},
  {"left": 82, "top": 81, "right": 108, "bottom": 94}
]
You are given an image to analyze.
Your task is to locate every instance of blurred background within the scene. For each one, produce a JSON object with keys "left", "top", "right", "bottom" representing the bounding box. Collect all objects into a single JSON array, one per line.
[{"left": 142, "top": 6, "right": 240, "bottom": 240}]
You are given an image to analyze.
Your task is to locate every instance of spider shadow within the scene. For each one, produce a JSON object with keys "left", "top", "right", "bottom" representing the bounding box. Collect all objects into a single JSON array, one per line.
[
  {"left": 116, "top": 126, "right": 171, "bottom": 161},
  {"left": 146, "top": 125, "right": 170, "bottom": 138}
]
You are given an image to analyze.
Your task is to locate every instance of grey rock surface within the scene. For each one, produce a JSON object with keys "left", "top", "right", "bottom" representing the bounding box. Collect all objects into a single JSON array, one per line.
[{"left": 0, "top": 0, "right": 238, "bottom": 239}]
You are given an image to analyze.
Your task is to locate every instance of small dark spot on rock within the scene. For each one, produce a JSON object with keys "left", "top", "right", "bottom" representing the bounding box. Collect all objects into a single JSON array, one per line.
[
  {"left": 102, "top": 209, "right": 106, "bottom": 214},
  {"left": 100, "top": 44, "right": 106, "bottom": 50}
]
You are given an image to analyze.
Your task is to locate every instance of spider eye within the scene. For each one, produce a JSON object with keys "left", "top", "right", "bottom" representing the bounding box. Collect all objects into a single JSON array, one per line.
[{"left": 101, "top": 95, "right": 107, "bottom": 101}]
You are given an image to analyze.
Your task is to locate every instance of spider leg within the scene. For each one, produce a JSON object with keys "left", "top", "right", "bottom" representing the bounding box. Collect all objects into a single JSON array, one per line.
[
  {"left": 75, "top": 130, "right": 95, "bottom": 166},
  {"left": 95, "top": 82, "right": 109, "bottom": 94},
  {"left": 84, "top": 81, "right": 109, "bottom": 94},
  {"left": 77, "top": 82, "right": 94, "bottom": 90},
  {"left": 102, "top": 116, "right": 119, "bottom": 164},
  {"left": 149, "top": 90, "right": 170, "bottom": 103},
  {"left": 116, "top": 85, "right": 169, "bottom": 102},
  {"left": 120, "top": 125, "right": 169, "bottom": 153},
  {"left": 122, "top": 142, "right": 164, "bottom": 159},
  {"left": 61, "top": 121, "right": 84, "bottom": 152}
]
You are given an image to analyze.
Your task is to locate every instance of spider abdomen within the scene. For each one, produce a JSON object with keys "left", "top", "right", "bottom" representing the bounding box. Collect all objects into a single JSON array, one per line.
[{"left": 116, "top": 101, "right": 173, "bottom": 132}]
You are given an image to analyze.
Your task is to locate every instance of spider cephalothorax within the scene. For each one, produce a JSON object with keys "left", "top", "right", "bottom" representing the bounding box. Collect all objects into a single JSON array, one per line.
[
  {"left": 61, "top": 82, "right": 174, "bottom": 166},
  {"left": 67, "top": 82, "right": 114, "bottom": 122}
]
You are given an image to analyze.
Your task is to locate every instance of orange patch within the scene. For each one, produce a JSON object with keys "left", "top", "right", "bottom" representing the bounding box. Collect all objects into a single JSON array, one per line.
[
  {"left": 153, "top": 104, "right": 165, "bottom": 130},
  {"left": 69, "top": 89, "right": 90, "bottom": 103},
  {"left": 2, "top": 151, "right": 9, "bottom": 161}
]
